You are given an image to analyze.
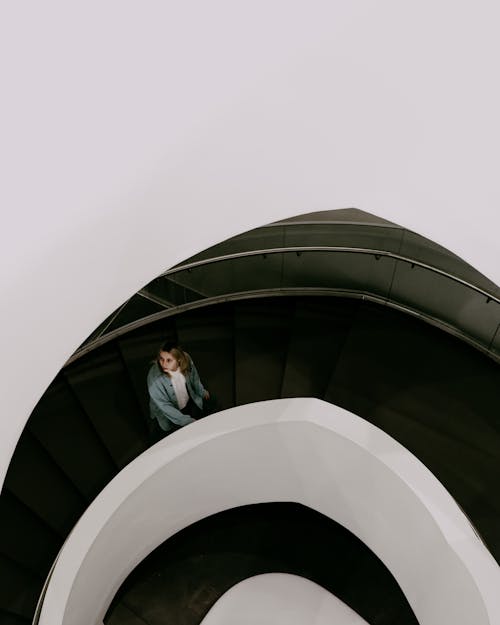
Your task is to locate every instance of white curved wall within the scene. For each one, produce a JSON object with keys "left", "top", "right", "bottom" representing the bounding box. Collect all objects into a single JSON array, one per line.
[
  {"left": 39, "top": 399, "right": 500, "bottom": 625},
  {"left": 200, "top": 574, "right": 370, "bottom": 625},
  {"left": 1, "top": 2, "right": 500, "bottom": 488}
]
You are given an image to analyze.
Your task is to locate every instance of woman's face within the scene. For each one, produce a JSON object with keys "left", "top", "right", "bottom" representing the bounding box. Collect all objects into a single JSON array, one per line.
[{"left": 158, "top": 350, "right": 179, "bottom": 373}]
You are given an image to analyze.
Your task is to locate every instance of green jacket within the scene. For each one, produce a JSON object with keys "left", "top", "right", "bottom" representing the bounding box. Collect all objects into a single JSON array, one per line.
[{"left": 147, "top": 356, "right": 206, "bottom": 431}]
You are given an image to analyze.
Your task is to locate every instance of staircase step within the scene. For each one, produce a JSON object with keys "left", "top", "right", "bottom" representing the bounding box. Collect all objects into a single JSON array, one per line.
[
  {"left": 0, "top": 491, "right": 59, "bottom": 578},
  {"left": 281, "top": 297, "right": 361, "bottom": 398},
  {"left": 0, "top": 555, "right": 42, "bottom": 621},
  {"left": 105, "top": 602, "right": 149, "bottom": 625},
  {"left": 234, "top": 299, "right": 294, "bottom": 405},
  {"left": 3, "top": 433, "right": 84, "bottom": 535},
  {"left": 27, "top": 378, "right": 116, "bottom": 501},
  {"left": 64, "top": 343, "right": 149, "bottom": 468}
]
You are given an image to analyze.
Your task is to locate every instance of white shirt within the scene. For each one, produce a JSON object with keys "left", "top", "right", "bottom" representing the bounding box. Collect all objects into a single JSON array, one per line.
[{"left": 170, "top": 369, "right": 189, "bottom": 409}]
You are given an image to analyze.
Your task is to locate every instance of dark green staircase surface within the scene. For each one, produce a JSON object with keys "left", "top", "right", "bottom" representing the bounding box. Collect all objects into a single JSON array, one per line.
[
  {"left": 64, "top": 343, "right": 149, "bottom": 468},
  {"left": 0, "top": 554, "right": 41, "bottom": 621},
  {"left": 326, "top": 300, "right": 500, "bottom": 555},
  {"left": 27, "top": 378, "right": 116, "bottom": 501},
  {"left": 233, "top": 300, "right": 294, "bottom": 405},
  {"left": 0, "top": 611, "right": 31, "bottom": 625},
  {"left": 0, "top": 295, "right": 499, "bottom": 625},
  {"left": 281, "top": 298, "right": 361, "bottom": 398}
]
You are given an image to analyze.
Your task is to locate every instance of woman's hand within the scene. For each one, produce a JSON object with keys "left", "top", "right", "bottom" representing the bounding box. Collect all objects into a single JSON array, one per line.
[{"left": 204, "top": 390, "right": 210, "bottom": 400}]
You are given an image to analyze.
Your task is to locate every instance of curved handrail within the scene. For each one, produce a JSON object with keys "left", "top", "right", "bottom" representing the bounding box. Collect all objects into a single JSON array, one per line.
[
  {"left": 66, "top": 286, "right": 500, "bottom": 366},
  {"left": 264, "top": 219, "right": 403, "bottom": 228},
  {"left": 71, "top": 244, "right": 500, "bottom": 363},
  {"left": 164, "top": 246, "right": 500, "bottom": 305},
  {"left": 32, "top": 533, "right": 71, "bottom": 625},
  {"left": 33, "top": 554, "right": 60, "bottom": 625}
]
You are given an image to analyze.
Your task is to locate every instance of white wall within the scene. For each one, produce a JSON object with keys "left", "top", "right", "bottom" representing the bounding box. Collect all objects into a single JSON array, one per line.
[
  {"left": 1, "top": 2, "right": 500, "bottom": 487},
  {"left": 200, "top": 574, "right": 370, "bottom": 625},
  {"left": 39, "top": 400, "right": 500, "bottom": 625}
]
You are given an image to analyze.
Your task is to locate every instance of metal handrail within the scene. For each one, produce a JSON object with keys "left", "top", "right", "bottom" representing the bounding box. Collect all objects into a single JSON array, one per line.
[
  {"left": 263, "top": 219, "right": 403, "bottom": 228},
  {"left": 164, "top": 246, "right": 500, "bottom": 305},
  {"left": 32, "top": 559, "right": 56, "bottom": 624},
  {"left": 69, "top": 245, "right": 500, "bottom": 363},
  {"left": 32, "top": 535, "right": 69, "bottom": 625},
  {"left": 67, "top": 286, "right": 500, "bottom": 366}
]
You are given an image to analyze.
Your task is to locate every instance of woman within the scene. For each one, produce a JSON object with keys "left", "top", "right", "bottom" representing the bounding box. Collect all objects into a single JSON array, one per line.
[{"left": 147, "top": 342, "right": 209, "bottom": 438}]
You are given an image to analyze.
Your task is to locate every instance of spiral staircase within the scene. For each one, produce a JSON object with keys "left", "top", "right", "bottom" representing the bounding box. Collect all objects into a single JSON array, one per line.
[{"left": 1, "top": 210, "right": 499, "bottom": 625}]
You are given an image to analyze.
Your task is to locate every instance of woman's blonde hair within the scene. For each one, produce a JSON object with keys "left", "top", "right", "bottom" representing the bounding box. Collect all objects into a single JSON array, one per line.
[{"left": 156, "top": 342, "right": 190, "bottom": 376}]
